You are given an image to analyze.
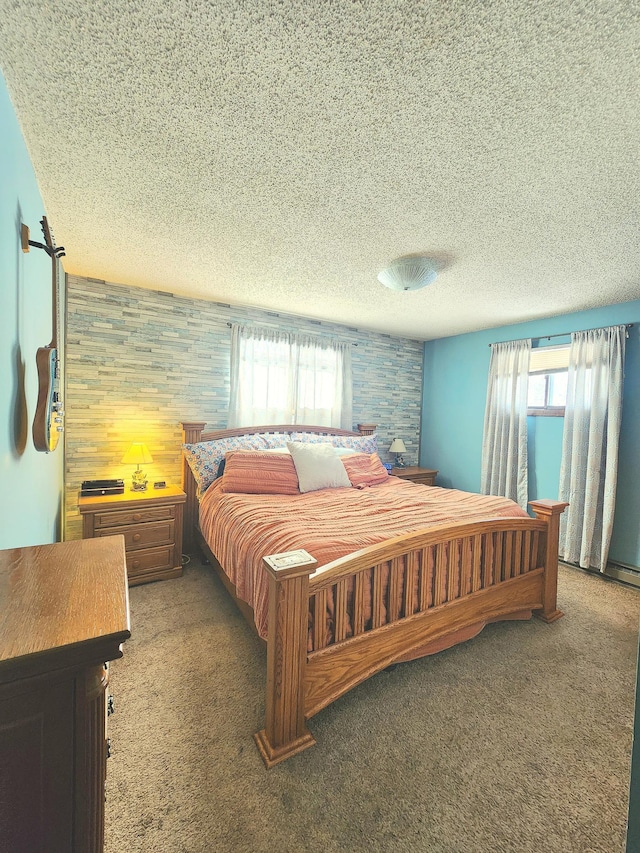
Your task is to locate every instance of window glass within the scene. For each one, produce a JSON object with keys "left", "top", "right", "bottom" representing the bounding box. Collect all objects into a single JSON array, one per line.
[
  {"left": 527, "top": 344, "right": 569, "bottom": 414},
  {"left": 528, "top": 374, "right": 547, "bottom": 408},
  {"left": 548, "top": 372, "right": 568, "bottom": 406}
]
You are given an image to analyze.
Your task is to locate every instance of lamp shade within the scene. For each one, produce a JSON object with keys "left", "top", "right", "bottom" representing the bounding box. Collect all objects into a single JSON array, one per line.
[
  {"left": 388, "top": 438, "right": 407, "bottom": 453},
  {"left": 121, "top": 442, "right": 153, "bottom": 465},
  {"left": 378, "top": 256, "right": 439, "bottom": 292}
]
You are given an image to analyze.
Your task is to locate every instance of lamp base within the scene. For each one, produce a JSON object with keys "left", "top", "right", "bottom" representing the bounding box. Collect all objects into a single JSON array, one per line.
[
  {"left": 394, "top": 455, "right": 406, "bottom": 468},
  {"left": 131, "top": 467, "right": 148, "bottom": 491}
]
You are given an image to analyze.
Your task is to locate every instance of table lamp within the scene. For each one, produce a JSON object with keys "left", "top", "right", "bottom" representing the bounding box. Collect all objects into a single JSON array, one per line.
[
  {"left": 389, "top": 438, "right": 407, "bottom": 468},
  {"left": 122, "top": 442, "right": 153, "bottom": 491}
]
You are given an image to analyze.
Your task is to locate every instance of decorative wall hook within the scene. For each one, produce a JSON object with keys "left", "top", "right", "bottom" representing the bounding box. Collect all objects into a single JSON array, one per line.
[{"left": 21, "top": 219, "right": 65, "bottom": 259}]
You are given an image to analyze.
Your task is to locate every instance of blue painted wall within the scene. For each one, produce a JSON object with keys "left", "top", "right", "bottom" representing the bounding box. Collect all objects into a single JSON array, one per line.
[
  {"left": 0, "top": 72, "right": 63, "bottom": 548},
  {"left": 628, "top": 631, "right": 640, "bottom": 853},
  {"left": 421, "top": 301, "right": 640, "bottom": 568}
]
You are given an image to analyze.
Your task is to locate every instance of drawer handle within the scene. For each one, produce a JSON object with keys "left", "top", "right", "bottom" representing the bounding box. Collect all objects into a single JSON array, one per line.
[
  {"left": 133, "top": 533, "right": 141, "bottom": 541},
  {"left": 133, "top": 513, "right": 142, "bottom": 521},
  {"left": 132, "top": 559, "right": 140, "bottom": 568}
]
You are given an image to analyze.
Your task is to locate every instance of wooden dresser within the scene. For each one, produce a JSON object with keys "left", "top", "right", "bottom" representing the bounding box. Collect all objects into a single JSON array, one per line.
[
  {"left": 0, "top": 537, "right": 130, "bottom": 853},
  {"left": 79, "top": 485, "right": 186, "bottom": 586},
  {"left": 391, "top": 466, "right": 439, "bottom": 485}
]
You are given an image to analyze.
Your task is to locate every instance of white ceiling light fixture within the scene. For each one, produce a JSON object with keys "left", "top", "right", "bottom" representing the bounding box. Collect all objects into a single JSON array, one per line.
[{"left": 378, "top": 255, "right": 440, "bottom": 292}]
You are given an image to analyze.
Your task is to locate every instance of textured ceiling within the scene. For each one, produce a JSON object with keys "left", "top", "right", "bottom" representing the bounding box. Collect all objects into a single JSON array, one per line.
[{"left": 1, "top": 0, "right": 639, "bottom": 341}]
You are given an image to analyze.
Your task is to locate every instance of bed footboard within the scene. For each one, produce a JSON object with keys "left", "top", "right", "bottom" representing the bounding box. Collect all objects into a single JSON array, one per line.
[{"left": 255, "top": 500, "right": 567, "bottom": 768}]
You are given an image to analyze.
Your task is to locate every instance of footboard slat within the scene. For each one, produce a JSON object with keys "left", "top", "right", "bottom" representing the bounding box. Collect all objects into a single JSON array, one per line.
[
  {"left": 434, "top": 544, "right": 446, "bottom": 606},
  {"left": 389, "top": 557, "right": 403, "bottom": 623},
  {"left": 372, "top": 564, "right": 384, "bottom": 629},
  {"left": 472, "top": 535, "right": 482, "bottom": 592},
  {"left": 418, "top": 548, "right": 433, "bottom": 611},
  {"left": 314, "top": 589, "right": 328, "bottom": 650},
  {"left": 532, "top": 530, "right": 541, "bottom": 568},
  {"left": 513, "top": 531, "right": 523, "bottom": 576},
  {"left": 494, "top": 532, "right": 504, "bottom": 585},
  {"left": 462, "top": 538, "right": 473, "bottom": 596},
  {"left": 504, "top": 533, "right": 513, "bottom": 581},
  {"left": 520, "top": 530, "right": 531, "bottom": 575},
  {"left": 483, "top": 534, "right": 494, "bottom": 586},
  {"left": 353, "top": 572, "right": 365, "bottom": 636},
  {"left": 404, "top": 551, "right": 418, "bottom": 618},
  {"left": 334, "top": 580, "right": 348, "bottom": 643},
  {"left": 446, "top": 540, "right": 458, "bottom": 601}
]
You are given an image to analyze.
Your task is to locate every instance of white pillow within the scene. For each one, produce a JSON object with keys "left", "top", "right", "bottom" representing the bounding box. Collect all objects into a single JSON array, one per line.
[{"left": 286, "top": 441, "right": 351, "bottom": 493}]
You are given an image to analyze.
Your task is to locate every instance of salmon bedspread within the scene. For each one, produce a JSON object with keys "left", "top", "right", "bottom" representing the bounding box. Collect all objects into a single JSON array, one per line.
[{"left": 198, "top": 477, "right": 529, "bottom": 641}]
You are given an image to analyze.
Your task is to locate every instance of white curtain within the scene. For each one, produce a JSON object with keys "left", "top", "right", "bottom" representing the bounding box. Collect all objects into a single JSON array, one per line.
[
  {"left": 480, "top": 338, "right": 531, "bottom": 509},
  {"left": 559, "top": 325, "right": 626, "bottom": 572},
  {"left": 228, "top": 324, "right": 353, "bottom": 429}
]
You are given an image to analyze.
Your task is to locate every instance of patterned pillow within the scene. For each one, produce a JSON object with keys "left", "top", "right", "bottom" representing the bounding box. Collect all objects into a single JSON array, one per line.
[
  {"left": 342, "top": 452, "right": 389, "bottom": 488},
  {"left": 262, "top": 445, "right": 357, "bottom": 457},
  {"left": 182, "top": 434, "right": 270, "bottom": 496},
  {"left": 291, "top": 432, "right": 378, "bottom": 454},
  {"left": 221, "top": 451, "right": 300, "bottom": 495},
  {"left": 261, "top": 431, "right": 295, "bottom": 448}
]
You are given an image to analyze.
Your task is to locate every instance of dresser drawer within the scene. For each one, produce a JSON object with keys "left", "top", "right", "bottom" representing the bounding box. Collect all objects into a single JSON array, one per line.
[
  {"left": 92, "top": 505, "right": 175, "bottom": 529},
  {"left": 95, "top": 520, "right": 175, "bottom": 551},
  {"left": 126, "top": 546, "right": 175, "bottom": 576}
]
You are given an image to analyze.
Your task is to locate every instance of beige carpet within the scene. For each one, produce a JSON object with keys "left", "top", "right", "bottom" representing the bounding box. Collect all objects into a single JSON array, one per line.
[{"left": 105, "top": 559, "right": 640, "bottom": 853}]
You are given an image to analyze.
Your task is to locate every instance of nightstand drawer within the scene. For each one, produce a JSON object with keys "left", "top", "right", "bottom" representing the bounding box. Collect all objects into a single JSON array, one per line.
[
  {"left": 95, "top": 520, "right": 175, "bottom": 551},
  {"left": 126, "top": 546, "right": 175, "bottom": 576},
  {"left": 92, "top": 505, "right": 175, "bottom": 529},
  {"left": 391, "top": 467, "right": 438, "bottom": 486},
  {"left": 410, "top": 474, "right": 437, "bottom": 486}
]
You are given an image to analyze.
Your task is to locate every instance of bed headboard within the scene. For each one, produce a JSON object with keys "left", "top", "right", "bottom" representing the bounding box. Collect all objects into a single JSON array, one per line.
[{"left": 180, "top": 422, "right": 376, "bottom": 551}]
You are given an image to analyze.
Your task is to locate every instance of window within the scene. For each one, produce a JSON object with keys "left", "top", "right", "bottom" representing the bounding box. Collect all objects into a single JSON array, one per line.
[
  {"left": 228, "top": 324, "right": 353, "bottom": 429},
  {"left": 527, "top": 344, "right": 569, "bottom": 416}
]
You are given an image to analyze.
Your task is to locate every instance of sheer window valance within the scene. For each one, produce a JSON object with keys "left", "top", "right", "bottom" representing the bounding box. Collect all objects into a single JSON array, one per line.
[{"left": 228, "top": 324, "right": 353, "bottom": 429}]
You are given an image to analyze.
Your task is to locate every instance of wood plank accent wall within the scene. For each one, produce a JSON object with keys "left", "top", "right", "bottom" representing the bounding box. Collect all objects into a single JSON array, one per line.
[{"left": 64, "top": 275, "right": 424, "bottom": 542}]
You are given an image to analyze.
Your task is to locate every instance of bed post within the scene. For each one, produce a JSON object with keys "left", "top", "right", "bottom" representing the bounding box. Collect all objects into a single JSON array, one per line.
[
  {"left": 254, "top": 550, "right": 318, "bottom": 769},
  {"left": 180, "top": 421, "right": 206, "bottom": 552},
  {"left": 529, "top": 499, "right": 569, "bottom": 623}
]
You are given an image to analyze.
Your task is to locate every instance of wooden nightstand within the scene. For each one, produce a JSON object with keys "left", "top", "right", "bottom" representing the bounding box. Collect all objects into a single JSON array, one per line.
[
  {"left": 79, "top": 485, "right": 186, "bottom": 586},
  {"left": 391, "top": 466, "right": 438, "bottom": 486}
]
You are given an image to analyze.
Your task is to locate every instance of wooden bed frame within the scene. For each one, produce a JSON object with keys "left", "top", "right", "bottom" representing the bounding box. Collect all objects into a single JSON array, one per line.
[{"left": 181, "top": 421, "right": 568, "bottom": 768}]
